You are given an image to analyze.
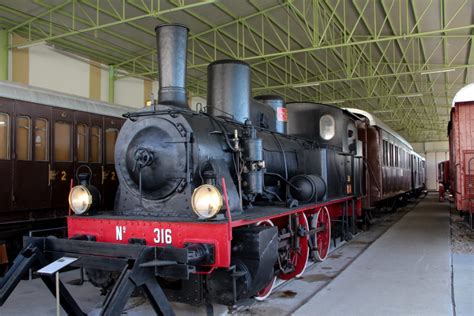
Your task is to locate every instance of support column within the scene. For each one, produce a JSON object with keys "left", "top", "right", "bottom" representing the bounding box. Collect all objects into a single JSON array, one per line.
[
  {"left": 0, "top": 30, "right": 8, "bottom": 81},
  {"left": 108, "top": 65, "right": 115, "bottom": 104}
]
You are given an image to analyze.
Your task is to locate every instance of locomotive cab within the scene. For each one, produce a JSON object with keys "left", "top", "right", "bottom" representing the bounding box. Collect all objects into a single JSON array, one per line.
[{"left": 287, "top": 102, "right": 361, "bottom": 200}]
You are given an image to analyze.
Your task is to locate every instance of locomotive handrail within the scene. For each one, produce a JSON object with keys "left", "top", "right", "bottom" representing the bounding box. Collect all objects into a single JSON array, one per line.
[
  {"left": 264, "top": 172, "right": 301, "bottom": 191},
  {"left": 122, "top": 108, "right": 194, "bottom": 120},
  {"left": 272, "top": 133, "right": 289, "bottom": 179},
  {"left": 203, "top": 105, "right": 235, "bottom": 120},
  {"left": 201, "top": 111, "right": 240, "bottom": 152}
]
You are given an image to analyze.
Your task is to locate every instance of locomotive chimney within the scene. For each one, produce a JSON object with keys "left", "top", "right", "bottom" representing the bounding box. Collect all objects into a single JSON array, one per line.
[
  {"left": 207, "top": 60, "right": 251, "bottom": 123},
  {"left": 155, "top": 23, "right": 189, "bottom": 108}
]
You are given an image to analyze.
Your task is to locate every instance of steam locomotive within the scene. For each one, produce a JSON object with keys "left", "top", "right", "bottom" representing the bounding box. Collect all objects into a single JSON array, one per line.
[{"left": 0, "top": 24, "right": 425, "bottom": 315}]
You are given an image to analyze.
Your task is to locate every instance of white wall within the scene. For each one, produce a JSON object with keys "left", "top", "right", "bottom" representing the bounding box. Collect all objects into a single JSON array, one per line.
[
  {"left": 9, "top": 41, "right": 158, "bottom": 108},
  {"left": 114, "top": 76, "right": 144, "bottom": 108},
  {"left": 412, "top": 141, "right": 449, "bottom": 191},
  {"left": 190, "top": 96, "right": 207, "bottom": 111},
  {"left": 29, "top": 45, "right": 90, "bottom": 98}
]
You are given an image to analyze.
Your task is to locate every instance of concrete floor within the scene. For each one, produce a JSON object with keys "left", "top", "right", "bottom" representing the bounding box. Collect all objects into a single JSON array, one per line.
[
  {"left": 295, "top": 194, "right": 455, "bottom": 316},
  {"left": 453, "top": 253, "right": 474, "bottom": 316}
]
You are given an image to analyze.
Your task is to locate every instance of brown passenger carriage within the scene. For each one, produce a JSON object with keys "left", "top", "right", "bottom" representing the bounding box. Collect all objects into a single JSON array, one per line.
[
  {"left": 0, "top": 81, "right": 131, "bottom": 255},
  {"left": 346, "top": 108, "right": 426, "bottom": 211}
]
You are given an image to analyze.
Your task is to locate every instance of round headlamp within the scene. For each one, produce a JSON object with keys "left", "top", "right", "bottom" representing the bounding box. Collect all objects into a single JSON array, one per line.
[
  {"left": 68, "top": 185, "right": 93, "bottom": 215},
  {"left": 191, "top": 184, "right": 223, "bottom": 219},
  {"left": 319, "top": 114, "right": 335, "bottom": 140}
]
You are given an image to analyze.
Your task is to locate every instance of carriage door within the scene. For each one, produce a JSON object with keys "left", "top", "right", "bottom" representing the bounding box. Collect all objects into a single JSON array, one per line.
[
  {"left": 0, "top": 98, "right": 14, "bottom": 213},
  {"left": 102, "top": 116, "right": 122, "bottom": 209},
  {"left": 87, "top": 114, "right": 104, "bottom": 208},
  {"left": 50, "top": 108, "right": 74, "bottom": 210},
  {"left": 13, "top": 101, "right": 51, "bottom": 211}
]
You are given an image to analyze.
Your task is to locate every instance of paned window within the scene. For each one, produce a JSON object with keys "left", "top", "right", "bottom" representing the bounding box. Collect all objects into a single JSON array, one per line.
[
  {"left": 54, "top": 121, "right": 72, "bottom": 162},
  {"left": 34, "top": 118, "right": 48, "bottom": 161},
  {"left": 105, "top": 128, "right": 119, "bottom": 164},
  {"left": 76, "top": 123, "right": 88, "bottom": 162},
  {"left": 90, "top": 126, "right": 102, "bottom": 163},
  {"left": 0, "top": 113, "right": 10, "bottom": 159},
  {"left": 16, "top": 116, "right": 31, "bottom": 160}
]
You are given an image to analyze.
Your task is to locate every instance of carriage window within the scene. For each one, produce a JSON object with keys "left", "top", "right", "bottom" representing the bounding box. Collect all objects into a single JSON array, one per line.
[
  {"left": 34, "top": 118, "right": 48, "bottom": 161},
  {"left": 402, "top": 151, "right": 404, "bottom": 167},
  {"left": 382, "top": 140, "right": 388, "bottom": 166},
  {"left": 54, "top": 121, "right": 72, "bottom": 161},
  {"left": 16, "top": 116, "right": 31, "bottom": 160},
  {"left": 76, "top": 123, "right": 88, "bottom": 162},
  {"left": 394, "top": 146, "right": 399, "bottom": 167},
  {"left": 0, "top": 113, "right": 9, "bottom": 159},
  {"left": 400, "top": 149, "right": 403, "bottom": 168},
  {"left": 389, "top": 143, "right": 394, "bottom": 166},
  {"left": 90, "top": 126, "right": 102, "bottom": 163},
  {"left": 401, "top": 150, "right": 405, "bottom": 169},
  {"left": 105, "top": 128, "right": 119, "bottom": 164}
]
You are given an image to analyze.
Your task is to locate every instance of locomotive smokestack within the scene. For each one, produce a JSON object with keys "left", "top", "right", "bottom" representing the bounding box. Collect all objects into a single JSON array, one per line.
[
  {"left": 207, "top": 60, "right": 251, "bottom": 123},
  {"left": 155, "top": 23, "right": 189, "bottom": 108}
]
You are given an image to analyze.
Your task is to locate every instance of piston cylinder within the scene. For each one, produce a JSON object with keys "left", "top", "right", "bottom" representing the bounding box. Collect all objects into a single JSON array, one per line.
[{"left": 289, "top": 174, "right": 327, "bottom": 203}]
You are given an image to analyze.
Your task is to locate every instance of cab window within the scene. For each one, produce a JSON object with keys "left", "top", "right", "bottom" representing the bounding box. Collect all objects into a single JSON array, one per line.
[
  {"left": 76, "top": 123, "right": 88, "bottom": 162},
  {"left": 34, "top": 118, "right": 48, "bottom": 161},
  {"left": 105, "top": 128, "right": 118, "bottom": 164},
  {"left": 90, "top": 126, "right": 102, "bottom": 163},
  {"left": 0, "top": 113, "right": 10, "bottom": 159},
  {"left": 54, "top": 121, "right": 72, "bottom": 162},
  {"left": 16, "top": 116, "right": 31, "bottom": 160}
]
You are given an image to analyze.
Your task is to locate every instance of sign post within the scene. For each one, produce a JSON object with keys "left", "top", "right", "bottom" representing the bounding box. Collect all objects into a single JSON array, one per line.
[{"left": 37, "top": 257, "right": 78, "bottom": 316}]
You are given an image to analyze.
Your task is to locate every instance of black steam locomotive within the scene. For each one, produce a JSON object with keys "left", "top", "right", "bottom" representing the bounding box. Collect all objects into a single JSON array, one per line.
[{"left": 0, "top": 24, "right": 424, "bottom": 315}]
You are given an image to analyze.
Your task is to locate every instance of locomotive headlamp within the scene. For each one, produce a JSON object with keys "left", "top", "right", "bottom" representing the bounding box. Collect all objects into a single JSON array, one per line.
[
  {"left": 319, "top": 114, "right": 336, "bottom": 140},
  {"left": 68, "top": 185, "right": 93, "bottom": 215},
  {"left": 191, "top": 184, "right": 223, "bottom": 219}
]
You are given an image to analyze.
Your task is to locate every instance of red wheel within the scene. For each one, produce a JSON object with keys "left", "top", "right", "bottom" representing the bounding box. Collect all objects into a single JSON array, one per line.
[
  {"left": 311, "top": 207, "right": 331, "bottom": 261},
  {"left": 254, "top": 219, "right": 277, "bottom": 301},
  {"left": 278, "top": 213, "right": 310, "bottom": 280}
]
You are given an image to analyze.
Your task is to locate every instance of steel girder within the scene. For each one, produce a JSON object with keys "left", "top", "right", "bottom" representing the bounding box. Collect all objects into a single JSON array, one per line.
[{"left": 0, "top": 0, "right": 472, "bottom": 142}]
